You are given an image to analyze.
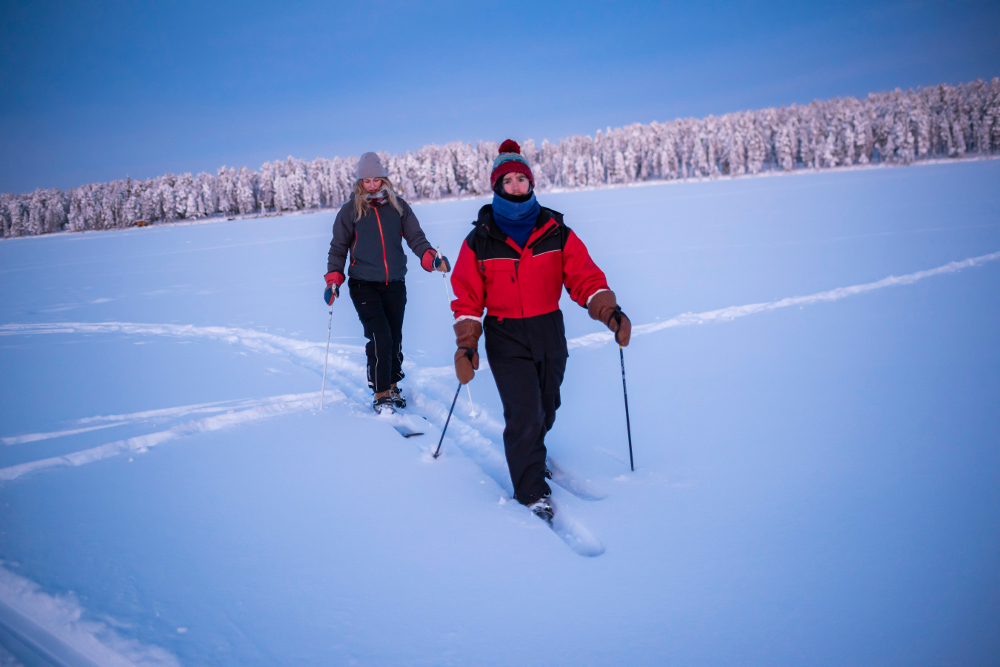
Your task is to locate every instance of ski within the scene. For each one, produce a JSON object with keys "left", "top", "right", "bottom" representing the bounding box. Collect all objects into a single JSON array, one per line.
[
  {"left": 546, "top": 457, "right": 607, "bottom": 501},
  {"left": 517, "top": 494, "right": 605, "bottom": 557},
  {"left": 393, "top": 424, "right": 424, "bottom": 438},
  {"left": 376, "top": 412, "right": 430, "bottom": 440}
]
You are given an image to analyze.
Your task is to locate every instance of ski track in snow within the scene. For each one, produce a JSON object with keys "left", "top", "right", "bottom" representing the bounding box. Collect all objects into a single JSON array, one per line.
[
  {"left": 0, "top": 392, "right": 337, "bottom": 482},
  {"left": 0, "top": 322, "right": 604, "bottom": 555},
  {"left": 2, "top": 395, "right": 344, "bottom": 446},
  {"left": 2, "top": 249, "right": 997, "bottom": 554},
  {"left": 568, "top": 249, "right": 1000, "bottom": 349}
]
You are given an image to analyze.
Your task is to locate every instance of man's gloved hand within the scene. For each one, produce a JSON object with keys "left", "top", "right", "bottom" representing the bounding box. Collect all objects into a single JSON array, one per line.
[
  {"left": 454, "top": 319, "right": 482, "bottom": 384},
  {"left": 587, "top": 290, "right": 631, "bottom": 346}
]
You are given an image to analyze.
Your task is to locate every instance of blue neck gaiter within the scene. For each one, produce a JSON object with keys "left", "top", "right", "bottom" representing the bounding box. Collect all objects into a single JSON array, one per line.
[{"left": 491, "top": 192, "right": 540, "bottom": 249}]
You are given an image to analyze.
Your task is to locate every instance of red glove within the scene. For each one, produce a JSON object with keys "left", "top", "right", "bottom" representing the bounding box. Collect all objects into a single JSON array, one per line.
[{"left": 421, "top": 249, "right": 451, "bottom": 273}]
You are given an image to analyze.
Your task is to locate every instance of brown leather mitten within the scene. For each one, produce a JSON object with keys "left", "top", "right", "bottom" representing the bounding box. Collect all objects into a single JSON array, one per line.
[
  {"left": 588, "top": 290, "right": 631, "bottom": 346},
  {"left": 612, "top": 309, "right": 631, "bottom": 346},
  {"left": 588, "top": 290, "right": 617, "bottom": 325},
  {"left": 454, "top": 319, "right": 482, "bottom": 384}
]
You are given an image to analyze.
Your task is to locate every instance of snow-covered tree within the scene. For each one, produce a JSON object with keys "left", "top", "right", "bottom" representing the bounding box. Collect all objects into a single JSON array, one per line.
[{"left": 5, "top": 78, "right": 997, "bottom": 237}]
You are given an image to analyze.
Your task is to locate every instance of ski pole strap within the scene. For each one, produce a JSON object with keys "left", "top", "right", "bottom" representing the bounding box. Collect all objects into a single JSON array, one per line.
[{"left": 458, "top": 346, "right": 476, "bottom": 360}]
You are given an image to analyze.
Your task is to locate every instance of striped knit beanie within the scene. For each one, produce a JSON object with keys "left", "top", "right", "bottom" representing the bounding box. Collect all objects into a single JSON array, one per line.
[{"left": 490, "top": 140, "right": 534, "bottom": 189}]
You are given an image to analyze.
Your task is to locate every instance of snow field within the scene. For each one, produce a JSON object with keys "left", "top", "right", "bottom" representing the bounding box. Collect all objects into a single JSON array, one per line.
[{"left": 0, "top": 160, "right": 998, "bottom": 665}]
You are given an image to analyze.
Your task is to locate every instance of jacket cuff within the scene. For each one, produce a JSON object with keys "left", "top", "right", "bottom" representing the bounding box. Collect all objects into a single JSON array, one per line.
[
  {"left": 455, "top": 315, "right": 483, "bottom": 323},
  {"left": 420, "top": 249, "right": 437, "bottom": 272},
  {"left": 325, "top": 271, "right": 345, "bottom": 287},
  {"left": 586, "top": 288, "right": 610, "bottom": 307}
]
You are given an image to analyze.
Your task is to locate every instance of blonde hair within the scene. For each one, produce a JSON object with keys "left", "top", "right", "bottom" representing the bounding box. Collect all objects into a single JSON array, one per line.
[{"left": 353, "top": 178, "right": 404, "bottom": 221}]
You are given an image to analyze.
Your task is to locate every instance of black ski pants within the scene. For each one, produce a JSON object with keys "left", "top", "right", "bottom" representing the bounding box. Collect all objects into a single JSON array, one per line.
[
  {"left": 484, "top": 310, "right": 568, "bottom": 506},
  {"left": 348, "top": 278, "right": 407, "bottom": 393}
]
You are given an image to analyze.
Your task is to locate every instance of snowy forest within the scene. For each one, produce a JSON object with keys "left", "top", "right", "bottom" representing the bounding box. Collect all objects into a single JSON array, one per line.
[{"left": 2, "top": 78, "right": 998, "bottom": 238}]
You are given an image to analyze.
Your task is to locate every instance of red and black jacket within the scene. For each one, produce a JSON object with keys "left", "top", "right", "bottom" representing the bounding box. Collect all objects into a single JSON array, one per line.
[{"left": 450, "top": 205, "right": 609, "bottom": 321}]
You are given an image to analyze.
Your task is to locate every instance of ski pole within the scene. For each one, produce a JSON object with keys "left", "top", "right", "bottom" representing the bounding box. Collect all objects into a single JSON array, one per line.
[
  {"left": 320, "top": 305, "right": 333, "bottom": 409},
  {"left": 435, "top": 247, "right": 475, "bottom": 418},
  {"left": 609, "top": 306, "right": 634, "bottom": 471},
  {"left": 619, "top": 344, "right": 634, "bottom": 471},
  {"left": 433, "top": 381, "right": 463, "bottom": 459},
  {"left": 319, "top": 284, "right": 339, "bottom": 409},
  {"left": 466, "top": 384, "right": 477, "bottom": 419},
  {"left": 436, "top": 246, "right": 454, "bottom": 303}
]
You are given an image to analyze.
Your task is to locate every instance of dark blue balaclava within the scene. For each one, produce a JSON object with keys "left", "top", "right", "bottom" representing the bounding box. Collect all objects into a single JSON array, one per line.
[{"left": 492, "top": 188, "right": 540, "bottom": 249}]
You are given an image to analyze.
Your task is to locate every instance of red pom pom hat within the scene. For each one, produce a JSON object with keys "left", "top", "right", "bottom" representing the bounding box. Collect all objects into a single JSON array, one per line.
[{"left": 490, "top": 139, "right": 535, "bottom": 189}]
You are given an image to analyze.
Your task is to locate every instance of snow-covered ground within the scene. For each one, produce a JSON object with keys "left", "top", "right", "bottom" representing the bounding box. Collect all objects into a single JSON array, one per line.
[{"left": 1, "top": 160, "right": 998, "bottom": 666}]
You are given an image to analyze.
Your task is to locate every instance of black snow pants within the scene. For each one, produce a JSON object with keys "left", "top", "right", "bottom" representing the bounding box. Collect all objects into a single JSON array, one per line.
[
  {"left": 348, "top": 278, "right": 407, "bottom": 393},
  {"left": 484, "top": 310, "right": 568, "bottom": 506}
]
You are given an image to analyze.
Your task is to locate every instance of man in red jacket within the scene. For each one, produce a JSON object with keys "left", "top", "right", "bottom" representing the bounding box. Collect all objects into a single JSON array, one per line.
[{"left": 450, "top": 140, "right": 631, "bottom": 524}]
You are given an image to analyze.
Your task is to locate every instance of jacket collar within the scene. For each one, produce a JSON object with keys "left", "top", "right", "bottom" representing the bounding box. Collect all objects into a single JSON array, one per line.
[{"left": 476, "top": 204, "right": 561, "bottom": 245}]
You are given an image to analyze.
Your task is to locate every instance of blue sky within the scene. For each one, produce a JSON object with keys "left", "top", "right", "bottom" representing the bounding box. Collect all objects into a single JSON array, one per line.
[{"left": 1, "top": 0, "right": 997, "bottom": 193}]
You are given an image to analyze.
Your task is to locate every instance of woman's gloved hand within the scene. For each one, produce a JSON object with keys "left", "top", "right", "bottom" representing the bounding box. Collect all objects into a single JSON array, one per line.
[
  {"left": 324, "top": 272, "right": 344, "bottom": 306},
  {"left": 587, "top": 290, "right": 631, "bottom": 346},
  {"left": 422, "top": 249, "right": 451, "bottom": 273},
  {"left": 454, "top": 319, "right": 482, "bottom": 384},
  {"left": 434, "top": 253, "right": 451, "bottom": 273}
]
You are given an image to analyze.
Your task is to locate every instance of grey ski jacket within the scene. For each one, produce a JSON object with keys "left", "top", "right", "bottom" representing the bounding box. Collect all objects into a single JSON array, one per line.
[{"left": 327, "top": 195, "right": 434, "bottom": 284}]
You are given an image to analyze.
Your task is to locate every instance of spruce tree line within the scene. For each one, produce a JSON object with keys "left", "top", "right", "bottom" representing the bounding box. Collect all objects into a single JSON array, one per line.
[{"left": 2, "top": 79, "right": 998, "bottom": 238}]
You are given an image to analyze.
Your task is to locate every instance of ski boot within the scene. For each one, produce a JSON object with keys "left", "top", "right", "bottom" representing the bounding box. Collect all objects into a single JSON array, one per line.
[
  {"left": 527, "top": 497, "right": 554, "bottom": 526},
  {"left": 390, "top": 384, "right": 406, "bottom": 409},
  {"left": 372, "top": 390, "right": 396, "bottom": 415}
]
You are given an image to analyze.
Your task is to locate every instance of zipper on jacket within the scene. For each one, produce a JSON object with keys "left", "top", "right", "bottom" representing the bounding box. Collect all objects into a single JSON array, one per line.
[
  {"left": 526, "top": 220, "right": 559, "bottom": 250},
  {"left": 373, "top": 207, "right": 389, "bottom": 285}
]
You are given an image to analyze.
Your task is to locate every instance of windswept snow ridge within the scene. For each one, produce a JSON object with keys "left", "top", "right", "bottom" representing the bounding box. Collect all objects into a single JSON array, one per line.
[
  {"left": 0, "top": 564, "right": 179, "bottom": 667},
  {"left": 569, "top": 250, "right": 1000, "bottom": 349}
]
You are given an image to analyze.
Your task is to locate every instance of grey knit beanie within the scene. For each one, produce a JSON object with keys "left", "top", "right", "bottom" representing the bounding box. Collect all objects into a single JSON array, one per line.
[{"left": 356, "top": 152, "right": 388, "bottom": 180}]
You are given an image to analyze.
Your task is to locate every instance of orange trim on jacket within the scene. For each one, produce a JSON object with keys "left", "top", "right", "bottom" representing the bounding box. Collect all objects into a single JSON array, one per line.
[{"left": 373, "top": 207, "right": 389, "bottom": 284}]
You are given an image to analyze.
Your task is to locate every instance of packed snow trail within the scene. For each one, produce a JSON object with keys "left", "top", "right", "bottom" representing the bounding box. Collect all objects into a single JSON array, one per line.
[
  {"left": 2, "top": 249, "right": 997, "bottom": 553},
  {"left": 4, "top": 247, "right": 998, "bottom": 481},
  {"left": 0, "top": 326, "right": 607, "bottom": 555}
]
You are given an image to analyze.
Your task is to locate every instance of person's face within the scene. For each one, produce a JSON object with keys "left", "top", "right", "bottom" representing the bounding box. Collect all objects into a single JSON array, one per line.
[
  {"left": 502, "top": 172, "right": 531, "bottom": 196},
  {"left": 363, "top": 178, "right": 383, "bottom": 193}
]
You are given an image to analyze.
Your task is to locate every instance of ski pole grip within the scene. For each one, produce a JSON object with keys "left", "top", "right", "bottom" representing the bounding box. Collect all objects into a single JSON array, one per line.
[{"left": 607, "top": 306, "right": 628, "bottom": 346}]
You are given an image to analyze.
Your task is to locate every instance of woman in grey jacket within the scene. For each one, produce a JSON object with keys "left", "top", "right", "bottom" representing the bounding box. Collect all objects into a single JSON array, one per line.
[{"left": 324, "top": 152, "right": 450, "bottom": 413}]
